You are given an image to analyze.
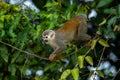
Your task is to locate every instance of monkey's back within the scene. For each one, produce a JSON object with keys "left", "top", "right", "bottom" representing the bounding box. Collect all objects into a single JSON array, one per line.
[{"left": 56, "top": 17, "right": 81, "bottom": 42}]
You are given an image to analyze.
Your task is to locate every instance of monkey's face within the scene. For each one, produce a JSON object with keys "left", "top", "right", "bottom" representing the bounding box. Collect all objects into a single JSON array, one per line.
[
  {"left": 42, "top": 35, "right": 50, "bottom": 44},
  {"left": 42, "top": 30, "right": 56, "bottom": 44}
]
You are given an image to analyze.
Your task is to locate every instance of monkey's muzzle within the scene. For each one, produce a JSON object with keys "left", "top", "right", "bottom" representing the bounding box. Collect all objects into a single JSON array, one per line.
[{"left": 44, "top": 40, "right": 48, "bottom": 43}]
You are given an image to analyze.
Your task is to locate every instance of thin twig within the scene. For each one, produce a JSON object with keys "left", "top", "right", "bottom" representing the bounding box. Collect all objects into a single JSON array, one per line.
[
  {"left": 0, "top": 40, "right": 49, "bottom": 60},
  {"left": 21, "top": 57, "right": 29, "bottom": 80},
  {"left": 85, "top": 48, "right": 92, "bottom": 57},
  {"left": 112, "top": 68, "right": 120, "bottom": 80},
  {"left": 64, "top": 45, "right": 88, "bottom": 58},
  {"left": 92, "top": 47, "right": 106, "bottom": 80},
  {"left": 96, "top": 47, "right": 106, "bottom": 70}
]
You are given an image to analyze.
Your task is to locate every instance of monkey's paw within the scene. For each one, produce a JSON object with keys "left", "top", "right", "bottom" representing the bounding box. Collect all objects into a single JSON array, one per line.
[{"left": 49, "top": 54, "right": 57, "bottom": 62}]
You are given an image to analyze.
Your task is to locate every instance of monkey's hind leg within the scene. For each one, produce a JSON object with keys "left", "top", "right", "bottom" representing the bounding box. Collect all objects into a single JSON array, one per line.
[{"left": 76, "top": 21, "right": 91, "bottom": 41}]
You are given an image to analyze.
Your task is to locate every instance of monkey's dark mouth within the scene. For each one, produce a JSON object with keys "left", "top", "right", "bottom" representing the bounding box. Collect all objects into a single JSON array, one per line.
[{"left": 45, "top": 40, "right": 48, "bottom": 42}]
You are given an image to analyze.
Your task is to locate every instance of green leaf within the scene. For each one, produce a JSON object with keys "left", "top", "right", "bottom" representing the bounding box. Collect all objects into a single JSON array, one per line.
[
  {"left": 48, "top": 22, "right": 55, "bottom": 29},
  {"left": 0, "top": 9, "right": 7, "bottom": 16},
  {"left": 108, "top": 72, "right": 113, "bottom": 76},
  {"left": 44, "top": 2, "right": 52, "bottom": 7},
  {"left": 8, "top": 64, "right": 16, "bottom": 76},
  {"left": 0, "top": 46, "right": 9, "bottom": 63},
  {"left": 0, "top": 21, "right": 4, "bottom": 29},
  {"left": 11, "top": 52, "right": 20, "bottom": 63},
  {"left": 85, "top": 56, "right": 93, "bottom": 66},
  {"left": 8, "top": 29, "right": 16, "bottom": 38},
  {"left": 71, "top": 68, "right": 79, "bottom": 80},
  {"left": 13, "top": 6, "right": 19, "bottom": 12},
  {"left": 91, "top": 39, "right": 98, "bottom": 49},
  {"left": 78, "top": 55, "right": 85, "bottom": 68},
  {"left": 60, "top": 69, "right": 71, "bottom": 80},
  {"left": 99, "top": 19, "right": 107, "bottom": 26},
  {"left": 107, "top": 17, "right": 117, "bottom": 27},
  {"left": 97, "top": 0, "right": 113, "bottom": 8},
  {"left": 78, "top": 46, "right": 90, "bottom": 55},
  {"left": 0, "top": 30, "right": 5, "bottom": 37},
  {"left": 104, "top": 8, "right": 117, "bottom": 15},
  {"left": 113, "top": 25, "right": 120, "bottom": 31},
  {"left": 5, "top": 76, "right": 18, "bottom": 80},
  {"left": 98, "top": 39, "right": 109, "bottom": 47},
  {"left": 44, "top": 1, "right": 58, "bottom": 8},
  {"left": 96, "top": 31, "right": 102, "bottom": 35},
  {"left": 88, "top": 71, "right": 94, "bottom": 78},
  {"left": 96, "top": 70, "right": 104, "bottom": 78},
  {"left": 117, "top": 4, "right": 120, "bottom": 16},
  {"left": 65, "top": 47, "right": 74, "bottom": 54},
  {"left": 103, "top": 29, "right": 116, "bottom": 40}
]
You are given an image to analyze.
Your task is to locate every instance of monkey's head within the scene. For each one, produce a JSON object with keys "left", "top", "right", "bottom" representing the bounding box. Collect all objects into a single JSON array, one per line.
[{"left": 42, "top": 30, "right": 56, "bottom": 44}]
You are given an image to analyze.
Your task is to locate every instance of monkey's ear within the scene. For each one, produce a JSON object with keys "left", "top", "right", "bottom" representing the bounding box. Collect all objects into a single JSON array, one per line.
[{"left": 50, "top": 32, "right": 55, "bottom": 39}]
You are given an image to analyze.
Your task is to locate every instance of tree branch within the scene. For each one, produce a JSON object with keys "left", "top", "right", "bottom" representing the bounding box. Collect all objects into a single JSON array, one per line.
[{"left": 0, "top": 40, "right": 49, "bottom": 60}]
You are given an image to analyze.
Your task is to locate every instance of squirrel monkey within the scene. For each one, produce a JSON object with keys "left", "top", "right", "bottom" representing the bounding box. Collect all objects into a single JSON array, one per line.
[{"left": 42, "top": 14, "right": 91, "bottom": 61}]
